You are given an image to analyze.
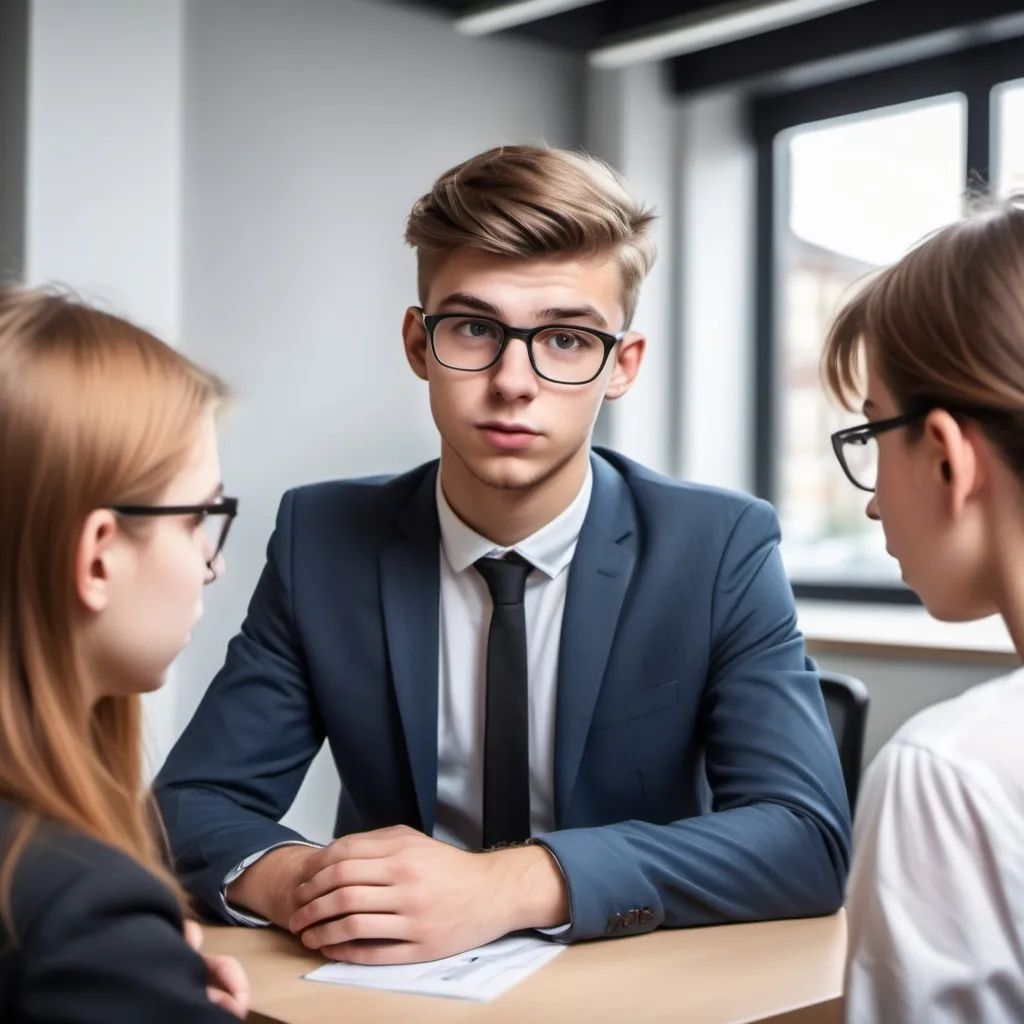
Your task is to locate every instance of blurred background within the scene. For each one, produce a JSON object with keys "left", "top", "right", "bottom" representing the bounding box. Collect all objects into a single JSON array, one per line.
[{"left": 2, "top": 0, "right": 1021, "bottom": 838}]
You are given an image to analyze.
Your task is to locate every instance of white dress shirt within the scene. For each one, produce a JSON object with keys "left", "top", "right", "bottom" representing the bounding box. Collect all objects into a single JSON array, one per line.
[
  {"left": 433, "top": 465, "right": 593, "bottom": 849},
  {"left": 844, "top": 667, "right": 1024, "bottom": 1023},
  {"left": 222, "top": 466, "right": 593, "bottom": 924}
]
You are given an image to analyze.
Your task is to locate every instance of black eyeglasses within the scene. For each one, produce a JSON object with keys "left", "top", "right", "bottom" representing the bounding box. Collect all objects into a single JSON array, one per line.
[
  {"left": 420, "top": 310, "right": 624, "bottom": 385},
  {"left": 831, "top": 405, "right": 1007, "bottom": 492},
  {"left": 110, "top": 497, "right": 239, "bottom": 577}
]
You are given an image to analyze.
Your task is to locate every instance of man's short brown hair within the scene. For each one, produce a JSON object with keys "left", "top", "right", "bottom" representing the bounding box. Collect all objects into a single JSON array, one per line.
[{"left": 405, "top": 145, "right": 656, "bottom": 328}]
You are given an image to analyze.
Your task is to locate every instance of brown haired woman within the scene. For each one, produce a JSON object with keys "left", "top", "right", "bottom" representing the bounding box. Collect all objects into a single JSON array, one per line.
[
  {"left": 0, "top": 286, "right": 249, "bottom": 1021},
  {"left": 821, "top": 196, "right": 1024, "bottom": 1022}
]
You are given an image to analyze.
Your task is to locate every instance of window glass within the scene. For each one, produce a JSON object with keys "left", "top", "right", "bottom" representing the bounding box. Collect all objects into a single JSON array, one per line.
[{"left": 776, "top": 96, "right": 966, "bottom": 584}]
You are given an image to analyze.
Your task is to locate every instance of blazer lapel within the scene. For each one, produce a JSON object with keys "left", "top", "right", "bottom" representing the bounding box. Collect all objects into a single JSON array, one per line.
[
  {"left": 380, "top": 465, "right": 440, "bottom": 834},
  {"left": 554, "top": 453, "right": 638, "bottom": 823}
]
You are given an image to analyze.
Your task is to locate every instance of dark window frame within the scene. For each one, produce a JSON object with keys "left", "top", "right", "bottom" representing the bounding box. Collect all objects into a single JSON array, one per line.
[{"left": 751, "top": 35, "right": 1024, "bottom": 604}]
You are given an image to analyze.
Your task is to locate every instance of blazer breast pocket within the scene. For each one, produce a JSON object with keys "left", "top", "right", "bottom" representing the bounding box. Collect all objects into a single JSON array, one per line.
[{"left": 590, "top": 679, "right": 680, "bottom": 732}]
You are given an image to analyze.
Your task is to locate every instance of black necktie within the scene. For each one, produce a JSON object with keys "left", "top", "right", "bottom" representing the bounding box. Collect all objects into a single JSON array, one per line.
[{"left": 474, "top": 553, "right": 533, "bottom": 849}]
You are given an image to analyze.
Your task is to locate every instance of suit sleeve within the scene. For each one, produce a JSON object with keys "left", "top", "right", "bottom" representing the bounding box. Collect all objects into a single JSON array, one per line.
[
  {"left": 537, "top": 498, "right": 852, "bottom": 941},
  {"left": 155, "top": 489, "right": 326, "bottom": 919},
  {"left": 18, "top": 852, "right": 235, "bottom": 1024}
]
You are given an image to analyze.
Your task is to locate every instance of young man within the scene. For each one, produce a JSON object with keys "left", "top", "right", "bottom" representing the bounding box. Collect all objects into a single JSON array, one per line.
[{"left": 156, "top": 145, "right": 851, "bottom": 965}]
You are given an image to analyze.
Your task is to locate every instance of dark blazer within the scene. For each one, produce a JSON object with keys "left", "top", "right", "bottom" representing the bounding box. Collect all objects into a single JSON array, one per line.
[
  {"left": 156, "top": 448, "right": 851, "bottom": 941},
  {"left": 0, "top": 800, "right": 233, "bottom": 1023}
]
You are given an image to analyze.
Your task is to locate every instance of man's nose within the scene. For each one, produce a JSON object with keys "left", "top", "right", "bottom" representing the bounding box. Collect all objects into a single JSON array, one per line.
[{"left": 490, "top": 336, "right": 539, "bottom": 400}]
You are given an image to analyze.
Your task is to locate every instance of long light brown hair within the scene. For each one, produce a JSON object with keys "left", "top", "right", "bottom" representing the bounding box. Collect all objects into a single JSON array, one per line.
[
  {"left": 0, "top": 285, "right": 227, "bottom": 924},
  {"left": 822, "top": 193, "right": 1024, "bottom": 475},
  {"left": 405, "top": 145, "right": 657, "bottom": 328}
]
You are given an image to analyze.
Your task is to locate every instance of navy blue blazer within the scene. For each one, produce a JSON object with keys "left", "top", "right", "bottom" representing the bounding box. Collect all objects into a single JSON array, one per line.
[{"left": 156, "top": 449, "right": 851, "bottom": 941}]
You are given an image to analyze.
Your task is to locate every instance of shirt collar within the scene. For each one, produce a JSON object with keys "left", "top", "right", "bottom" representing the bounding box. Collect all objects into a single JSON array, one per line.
[{"left": 435, "top": 464, "right": 593, "bottom": 580}]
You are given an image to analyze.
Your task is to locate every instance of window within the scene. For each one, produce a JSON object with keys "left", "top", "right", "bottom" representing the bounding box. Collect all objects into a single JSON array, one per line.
[
  {"left": 995, "top": 78, "right": 1024, "bottom": 196},
  {"left": 753, "top": 37, "right": 1024, "bottom": 601},
  {"left": 775, "top": 97, "right": 966, "bottom": 587}
]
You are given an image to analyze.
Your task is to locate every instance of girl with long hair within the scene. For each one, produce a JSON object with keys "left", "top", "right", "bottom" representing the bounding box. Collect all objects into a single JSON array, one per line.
[{"left": 0, "top": 285, "right": 248, "bottom": 1021}]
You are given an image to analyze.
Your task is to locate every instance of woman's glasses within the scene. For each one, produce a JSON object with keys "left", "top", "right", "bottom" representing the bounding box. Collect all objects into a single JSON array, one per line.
[
  {"left": 110, "top": 497, "right": 239, "bottom": 577},
  {"left": 830, "top": 412, "right": 927, "bottom": 492},
  {"left": 831, "top": 405, "right": 1010, "bottom": 492}
]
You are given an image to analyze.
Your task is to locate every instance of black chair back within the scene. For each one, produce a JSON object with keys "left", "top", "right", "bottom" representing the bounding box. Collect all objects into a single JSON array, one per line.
[{"left": 819, "top": 671, "right": 870, "bottom": 815}]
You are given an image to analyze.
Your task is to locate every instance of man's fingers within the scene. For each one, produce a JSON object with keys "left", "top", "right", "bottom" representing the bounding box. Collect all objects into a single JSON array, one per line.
[
  {"left": 320, "top": 939, "right": 429, "bottom": 965},
  {"left": 290, "top": 882, "right": 399, "bottom": 933},
  {"left": 293, "top": 856, "right": 394, "bottom": 908},
  {"left": 299, "top": 835, "right": 397, "bottom": 883},
  {"left": 300, "top": 912, "right": 412, "bottom": 951}
]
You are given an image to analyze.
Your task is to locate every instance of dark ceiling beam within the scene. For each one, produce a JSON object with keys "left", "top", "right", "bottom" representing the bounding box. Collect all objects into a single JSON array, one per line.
[
  {"left": 590, "top": 0, "right": 881, "bottom": 70},
  {"left": 670, "top": 0, "right": 1024, "bottom": 95}
]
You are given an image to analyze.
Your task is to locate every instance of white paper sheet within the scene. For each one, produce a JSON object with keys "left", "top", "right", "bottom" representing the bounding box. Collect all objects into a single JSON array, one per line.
[{"left": 304, "top": 935, "right": 566, "bottom": 1002}]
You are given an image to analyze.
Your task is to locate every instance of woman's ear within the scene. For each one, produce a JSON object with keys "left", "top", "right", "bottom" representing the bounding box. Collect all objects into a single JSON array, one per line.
[
  {"left": 604, "top": 332, "right": 646, "bottom": 401},
  {"left": 75, "top": 510, "right": 119, "bottom": 613},
  {"left": 924, "top": 411, "right": 983, "bottom": 518}
]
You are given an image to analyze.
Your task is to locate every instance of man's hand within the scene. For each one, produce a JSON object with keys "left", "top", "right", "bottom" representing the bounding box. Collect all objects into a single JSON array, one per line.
[
  {"left": 286, "top": 825, "right": 569, "bottom": 964},
  {"left": 226, "top": 844, "right": 316, "bottom": 928},
  {"left": 184, "top": 920, "right": 251, "bottom": 1020}
]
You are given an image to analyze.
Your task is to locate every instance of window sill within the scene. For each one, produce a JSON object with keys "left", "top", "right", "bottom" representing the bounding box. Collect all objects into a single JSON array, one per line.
[{"left": 796, "top": 599, "right": 1019, "bottom": 666}]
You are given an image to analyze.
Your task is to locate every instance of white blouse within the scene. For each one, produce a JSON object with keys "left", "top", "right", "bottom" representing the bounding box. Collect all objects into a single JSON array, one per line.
[{"left": 845, "top": 668, "right": 1024, "bottom": 1023}]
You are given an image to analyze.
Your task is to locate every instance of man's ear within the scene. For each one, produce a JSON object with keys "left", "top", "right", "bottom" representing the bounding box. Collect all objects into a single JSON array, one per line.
[
  {"left": 402, "top": 306, "right": 430, "bottom": 381},
  {"left": 75, "top": 510, "right": 120, "bottom": 613},
  {"left": 923, "top": 410, "right": 984, "bottom": 518},
  {"left": 604, "top": 333, "right": 646, "bottom": 401}
]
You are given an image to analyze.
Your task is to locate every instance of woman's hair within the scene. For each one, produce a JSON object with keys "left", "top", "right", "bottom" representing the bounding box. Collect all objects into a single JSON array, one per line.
[
  {"left": 822, "top": 192, "right": 1024, "bottom": 475},
  {"left": 0, "top": 285, "right": 228, "bottom": 924},
  {"left": 405, "top": 145, "right": 657, "bottom": 328}
]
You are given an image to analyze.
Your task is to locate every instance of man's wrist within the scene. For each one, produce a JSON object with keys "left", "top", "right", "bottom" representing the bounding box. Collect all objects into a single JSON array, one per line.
[
  {"left": 226, "top": 844, "right": 316, "bottom": 928},
  {"left": 488, "top": 844, "right": 570, "bottom": 933}
]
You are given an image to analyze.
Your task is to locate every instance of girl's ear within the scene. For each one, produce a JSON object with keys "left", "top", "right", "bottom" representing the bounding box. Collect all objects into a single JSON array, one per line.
[{"left": 75, "top": 510, "right": 120, "bottom": 613}]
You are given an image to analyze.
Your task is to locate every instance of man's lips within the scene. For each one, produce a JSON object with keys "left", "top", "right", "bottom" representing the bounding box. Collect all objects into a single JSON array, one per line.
[
  {"left": 477, "top": 422, "right": 542, "bottom": 450},
  {"left": 477, "top": 421, "right": 540, "bottom": 435}
]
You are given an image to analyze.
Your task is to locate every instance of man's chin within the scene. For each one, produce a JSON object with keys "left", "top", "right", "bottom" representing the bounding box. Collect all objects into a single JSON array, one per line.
[
  {"left": 443, "top": 435, "right": 583, "bottom": 494},
  {"left": 468, "top": 456, "right": 546, "bottom": 492}
]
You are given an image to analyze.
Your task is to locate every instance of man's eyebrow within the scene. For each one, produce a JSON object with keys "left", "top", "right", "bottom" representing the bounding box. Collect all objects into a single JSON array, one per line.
[
  {"left": 433, "top": 295, "right": 611, "bottom": 330},
  {"left": 536, "top": 305, "right": 609, "bottom": 329},
  {"left": 435, "top": 293, "right": 503, "bottom": 317}
]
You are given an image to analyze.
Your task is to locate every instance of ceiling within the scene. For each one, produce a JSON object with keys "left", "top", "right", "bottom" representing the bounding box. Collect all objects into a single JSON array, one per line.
[
  {"left": 391, "top": 1, "right": 735, "bottom": 52},
  {"left": 391, "top": 0, "right": 1024, "bottom": 96}
]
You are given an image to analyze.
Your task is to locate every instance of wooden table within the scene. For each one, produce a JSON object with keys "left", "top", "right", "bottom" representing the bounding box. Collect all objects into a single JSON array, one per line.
[{"left": 203, "top": 912, "right": 846, "bottom": 1024}]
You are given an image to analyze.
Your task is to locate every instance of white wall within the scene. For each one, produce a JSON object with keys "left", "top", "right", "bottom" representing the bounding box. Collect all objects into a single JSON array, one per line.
[
  {"left": 588, "top": 81, "right": 756, "bottom": 489},
  {"left": 175, "top": 0, "right": 585, "bottom": 840},
  {"left": 25, "top": 0, "right": 186, "bottom": 773},
  {"left": 585, "top": 64, "right": 679, "bottom": 475},
  {"left": 26, "top": 0, "right": 184, "bottom": 342},
  {"left": 678, "top": 89, "right": 757, "bottom": 492}
]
